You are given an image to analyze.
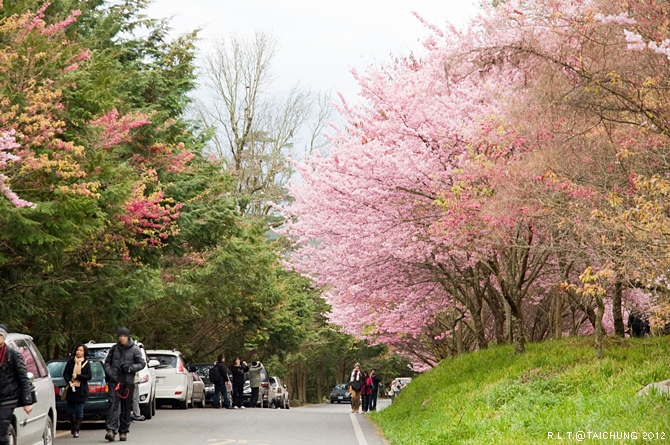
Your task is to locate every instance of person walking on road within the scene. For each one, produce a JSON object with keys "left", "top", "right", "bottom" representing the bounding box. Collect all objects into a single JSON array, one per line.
[
  {"left": 103, "top": 328, "right": 146, "bottom": 442},
  {"left": 63, "top": 344, "right": 92, "bottom": 437},
  {"left": 230, "top": 358, "right": 248, "bottom": 409},
  {"left": 0, "top": 324, "right": 33, "bottom": 445},
  {"left": 210, "top": 354, "right": 231, "bottom": 409},
  {"left": 361, "top": 370, "right": 372, "bottom": 413},
  {"left": 248, "top": 361, "right": 263, "bottom": 408},
  {"left": 369, "top": 369, "right": 381, "bottom": 411},
  {"left": 349, "top": 363, "right": 363, "bottom": 414}
]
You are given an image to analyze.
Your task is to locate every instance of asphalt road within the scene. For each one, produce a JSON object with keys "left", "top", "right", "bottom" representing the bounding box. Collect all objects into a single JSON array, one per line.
[{"left": 55, "top": 400, "right": 391, "bottom": 445}]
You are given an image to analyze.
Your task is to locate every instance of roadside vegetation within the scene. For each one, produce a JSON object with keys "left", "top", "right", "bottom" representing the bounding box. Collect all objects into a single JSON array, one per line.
[{"left": 372, "top": 336, "right": 670, "bottom": 445}]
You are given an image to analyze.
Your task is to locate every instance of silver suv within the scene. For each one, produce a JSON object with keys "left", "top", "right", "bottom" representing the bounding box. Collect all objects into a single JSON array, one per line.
[{"left": 6, "top": 332, "right": 56, "bottom": 445}]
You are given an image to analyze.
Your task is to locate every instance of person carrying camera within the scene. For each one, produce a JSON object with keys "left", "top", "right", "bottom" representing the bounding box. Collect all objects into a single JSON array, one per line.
[{"left": 103, "top": 328, "right": 145, "bottom": 442}]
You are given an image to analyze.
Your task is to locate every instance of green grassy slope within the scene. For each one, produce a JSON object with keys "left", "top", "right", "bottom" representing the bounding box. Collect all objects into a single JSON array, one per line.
[{"left": 371, "top": 337, "right": 670, "bottom": 444}]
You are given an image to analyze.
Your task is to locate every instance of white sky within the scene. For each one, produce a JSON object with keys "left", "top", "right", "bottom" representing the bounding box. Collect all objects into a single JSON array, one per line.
[{"left": 145, "top": 0, "right": 482, "bottom": 100}]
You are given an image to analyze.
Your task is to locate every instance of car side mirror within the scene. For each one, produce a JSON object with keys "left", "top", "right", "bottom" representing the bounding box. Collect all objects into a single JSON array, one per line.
[
  {"left": 26, "top": 372, "right": 35, "bottom": 383},
  {"left": 148, "top": 359, "right": 160, "bottom": 368}
]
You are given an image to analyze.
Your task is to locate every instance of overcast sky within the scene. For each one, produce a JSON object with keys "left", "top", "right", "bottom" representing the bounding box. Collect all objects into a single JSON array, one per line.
[{"left": 145, "top": 1, "right": 481, "bottom": 101}]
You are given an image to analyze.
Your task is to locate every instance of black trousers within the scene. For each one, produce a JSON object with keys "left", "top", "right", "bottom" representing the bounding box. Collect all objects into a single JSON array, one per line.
[
  {"left": 250, "top": 387, "right": 259, "bottom": 407},
  {"left": 370, "top": 388, "right": 379, "bottom": 411},
  {"left": 361, "top": 393, "right": 371, "bottom": 412},
  {"left": 106, "top": 383, "right": 134, "bottom": 434},
  {"left": 232, "top": 383, "right": 244, "bottom": 408},
  {"left": 0, "top": 407, "right": 12, "bottom": 445}
]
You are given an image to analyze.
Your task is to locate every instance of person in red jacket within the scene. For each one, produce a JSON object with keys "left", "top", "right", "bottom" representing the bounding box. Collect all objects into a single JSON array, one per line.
[{"left": 360, "top": 370, "right": 372, "bottom": 413}]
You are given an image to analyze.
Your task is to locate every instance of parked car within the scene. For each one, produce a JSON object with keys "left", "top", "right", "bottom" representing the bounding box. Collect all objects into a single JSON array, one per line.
[
  {"left": 330, "top": 383, "right": 352, "bottom": 404},
  {"left": 147, "top": 350, "right": 193, "bottom": 409},
  {"left": 395, "top": 377, "right": 412, "bottom": 387},
  {"left": 47, "top": 359, "right": 108, "bottom": 422},
  {"left": 188, "top": 367, "right": 206, "bottom": 408},
  {"left": 268, "top": 376, "right": 290, "bottom": 409},
  {"left": 242, "top": 363, "right": 270, "bottom": 407},
  {"left": 86, "top": 341, "right": 159, "bottom": 419},
  {"left": 4, "top": 332, "right": 56, "bottom": 445}
]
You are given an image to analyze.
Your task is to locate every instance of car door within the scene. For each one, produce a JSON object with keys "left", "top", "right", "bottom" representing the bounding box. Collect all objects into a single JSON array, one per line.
[{"left": 10, "top": 338, "right": 51, "bottom": 444}]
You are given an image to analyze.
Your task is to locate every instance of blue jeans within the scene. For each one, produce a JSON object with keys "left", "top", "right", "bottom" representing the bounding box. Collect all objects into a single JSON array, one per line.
[
  {"left": 66, "top": 401, "right": 85, "bottom": 418},
  {"left": 213, "top": 382, "right": 230, "bottom": 408}
]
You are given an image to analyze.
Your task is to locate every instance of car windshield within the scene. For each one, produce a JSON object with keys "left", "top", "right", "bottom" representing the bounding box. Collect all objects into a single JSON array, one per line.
[
  {"left": 334, "top": 384, "right": 347, "bottom": 391},
  {"left": 47, "top": 361, "right": 66, "bottom": 378},
  {"left": 87, "top": 348, "right": 110, "bottom": 360},
  {"left": 192, "top": 365, "right": 212, "bottom": 379},
  {"left": 149, "top": 354, "right": 177, "bottom": 368}
]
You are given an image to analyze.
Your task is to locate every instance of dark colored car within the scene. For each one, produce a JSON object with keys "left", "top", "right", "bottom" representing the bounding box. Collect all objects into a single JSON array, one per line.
[
  {"left": 330, "top": 383, "right": 352, "bottom": 404},
  {"left": 47, "top": 359, "right": 109, "bottom": 422},
  {"left": 242, "top": 364, "right": 270, "bottom": 407},
  {"left": 190, "top": 363, "right": 233, "bottom": 407},
  {"left": 190, "top": 363, "right": 215, "bottom": 405}
]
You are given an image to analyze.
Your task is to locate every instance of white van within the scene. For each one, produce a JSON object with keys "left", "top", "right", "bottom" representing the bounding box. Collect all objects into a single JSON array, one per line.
[
  {"left": 5, "top": 332, "right": 56, "bottom": 445},
  {"left": 86, "top": 341, "right": 158, "bottom": 419}
]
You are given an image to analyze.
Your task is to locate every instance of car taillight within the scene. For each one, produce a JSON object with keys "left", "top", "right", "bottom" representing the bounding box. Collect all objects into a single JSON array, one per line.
[
  {"left": 89, "top": 384, "right": 108, "bottom": 394},
  {"left": 178, "top": 361, "right": 185, "bottom": 374},
  {"left": 54, "top": 387, "right": 60, "bottom": 396},
  {"left": 261, "top": 382, "right": 268, "bottom": 388},
  {"left": 277, "top": 388, "right": 282, "bottom": 394}
]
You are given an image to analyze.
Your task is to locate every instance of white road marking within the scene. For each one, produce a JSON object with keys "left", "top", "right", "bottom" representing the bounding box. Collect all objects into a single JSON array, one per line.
[{"left": 349, "top": 413, "right": 369, "bottom": 445}]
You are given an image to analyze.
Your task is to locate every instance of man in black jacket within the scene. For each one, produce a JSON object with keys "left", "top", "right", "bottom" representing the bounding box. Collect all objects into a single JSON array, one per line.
[
  {"left": 0, "top": 324, "right": 33, "bottom": 445},
  {"left": 103, "top": 328, "right": 145, "bottom": 442},
  {"left": 369, "top": 369, "right": 382, "bottom": 412},
  {"left": 211, "top": 354, "right": 231, "bottom": 409}
]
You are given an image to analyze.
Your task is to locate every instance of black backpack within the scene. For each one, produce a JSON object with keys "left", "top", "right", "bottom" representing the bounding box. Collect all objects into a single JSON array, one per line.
[{"left": 209, "top": 364, "right": 222, "bottom": 383}]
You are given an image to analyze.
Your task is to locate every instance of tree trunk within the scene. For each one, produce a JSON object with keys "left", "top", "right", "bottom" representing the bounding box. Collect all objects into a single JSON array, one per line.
[
  {"left": 554, "top": 292, "right": 563, "bottom": 339},
  {"left": 595, "top": 296, "right": 605, "bottom": 359},
  {"left": 512, "top": 315, "right": 525, "bottom": 354},
  {"left": 612, "top": 279, "right": 625, "bottom": 337},
  {"left": 316, "top": 363, "right": 323, "bottom": 403},
  {"left": 504, "top": 299, "right": 513, "bottom": 344}
]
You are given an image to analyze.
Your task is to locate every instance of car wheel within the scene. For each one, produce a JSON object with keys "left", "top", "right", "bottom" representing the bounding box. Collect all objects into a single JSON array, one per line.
[
  {"left": 43, "top": 416, "right": 54, "bottom": 445},
  {"left": 285, "top": 398, "right": 290, "bottom": 410},
  {"left": 179, "top": 399, "right": 188, "bottom": 410},
  {"left": 142, "top": 399, "right": 153, "bottom": 420},
  {"left": 8, "top": 423, "right": 16, "bottom": 445},
  {"left": 151, "top": 395, "right": 157, "bottom": 416},
  {"left": 330, "top": 400, "right": 334, "bottom": 404}
]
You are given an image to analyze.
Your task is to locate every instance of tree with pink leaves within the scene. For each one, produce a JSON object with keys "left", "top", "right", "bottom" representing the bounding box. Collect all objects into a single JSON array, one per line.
[{"left": 283, "top": 0, "right": 670, "bottom": 363}]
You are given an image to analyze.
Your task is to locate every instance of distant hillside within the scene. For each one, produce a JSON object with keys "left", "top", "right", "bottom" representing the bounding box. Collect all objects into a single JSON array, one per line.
[{"left": 371, "top": 337, "right": 670, "bottom": 444}]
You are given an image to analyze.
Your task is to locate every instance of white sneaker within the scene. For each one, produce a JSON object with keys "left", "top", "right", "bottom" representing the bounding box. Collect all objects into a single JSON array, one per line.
[
  {"left": 240, "top": 406, "right": 246, "bottom": 410},
  {"left": 233, "top": 406, "right": 239, "bottom": 409}
]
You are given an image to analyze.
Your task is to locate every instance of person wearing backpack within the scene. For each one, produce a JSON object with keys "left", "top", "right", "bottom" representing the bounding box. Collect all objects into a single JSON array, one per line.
[
  {"left": 103, "top": 328, "right": 145, "bottom": 442},
  {"left": 211, "top": 355, "right": 230, "bottom": 409},
  {"left": 349, "top": 363, "right": 363, "bottom": 414},
  {"left": 62, "top": 344, "right": 92, "bottom": 438},
  {"left": 0, "top": 324, "right": 33, "bottom": 445}
]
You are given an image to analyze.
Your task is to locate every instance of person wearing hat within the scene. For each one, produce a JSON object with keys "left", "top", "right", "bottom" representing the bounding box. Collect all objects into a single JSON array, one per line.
[
  {"left": 0, "top": 324, "right": 33, "bottom": 445},
  {"left": 103, "top": 328, "right": 145, "bottom": 442}
]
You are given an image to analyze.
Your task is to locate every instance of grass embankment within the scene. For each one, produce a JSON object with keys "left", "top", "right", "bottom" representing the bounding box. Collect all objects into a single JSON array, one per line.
[{"left": 371, "top": 337, "right": 670, "bottom": 444}]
